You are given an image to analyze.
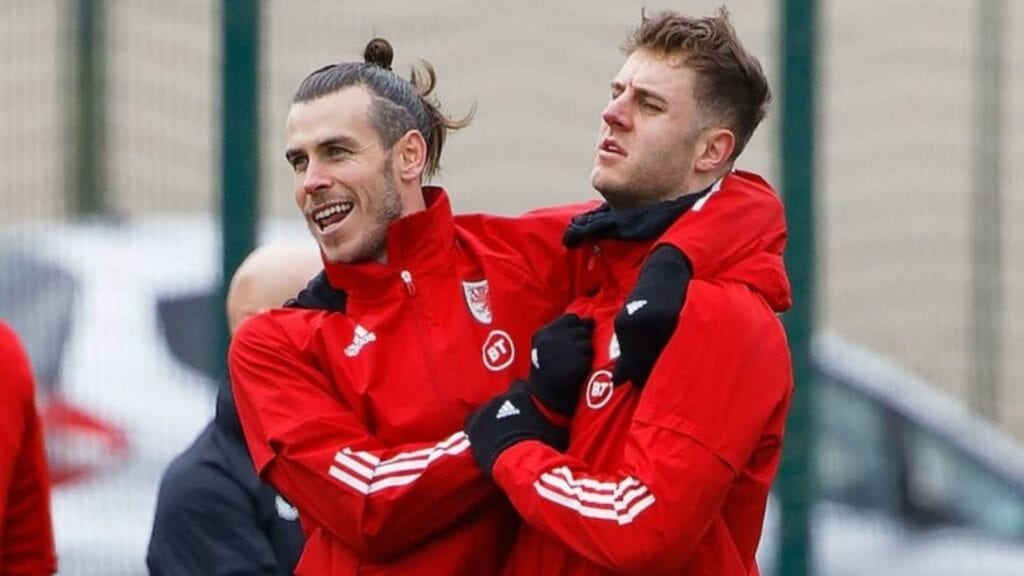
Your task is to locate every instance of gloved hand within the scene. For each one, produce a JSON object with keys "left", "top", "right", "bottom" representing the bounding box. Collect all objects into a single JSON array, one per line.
[
  {"left": 526, "top": 314, "right": 595, "bottom": 416},
  {"left": 612, "top": 245, "right": 692, "bottom": 388},
  {"left": 465, "top": 381, "right": 569, "bottom": 478}
]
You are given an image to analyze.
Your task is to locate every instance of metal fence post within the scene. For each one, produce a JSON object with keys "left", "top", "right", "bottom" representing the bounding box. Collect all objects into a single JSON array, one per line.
[
  {"left": 778, "top": 0, "right": 818, "bottom": 575},
  {"left": 218, "top": 0, "right": 260, "bottom": 377},
  {"left": 68, "top": 0, "right": 107, "bottom": 217},
  {"left": 970, "top": 0, "right": 1005, "bottom": 424}
]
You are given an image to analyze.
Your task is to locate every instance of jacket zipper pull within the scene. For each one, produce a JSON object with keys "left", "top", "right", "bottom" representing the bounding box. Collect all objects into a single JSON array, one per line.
[{"left": 400, "top": 270, "right": 416, "bottom": 295}]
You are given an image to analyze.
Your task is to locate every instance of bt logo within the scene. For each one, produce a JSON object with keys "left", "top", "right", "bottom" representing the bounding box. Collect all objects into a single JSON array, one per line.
[{"left": 482, "top": 330, "right": 515, "bottom": 371}]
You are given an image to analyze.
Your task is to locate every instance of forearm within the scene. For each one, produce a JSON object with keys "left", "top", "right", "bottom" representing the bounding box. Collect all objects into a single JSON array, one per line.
[
  {"left": 261, "top": 429, "right": 499, "bottom": 560},
  {"left": 492, "top": 434, "right": 733, "bottom": 574}
]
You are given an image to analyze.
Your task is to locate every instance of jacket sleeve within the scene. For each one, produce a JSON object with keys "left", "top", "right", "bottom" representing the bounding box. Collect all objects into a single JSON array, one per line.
[
  {"left": 0, "top": 325, "right": 58, "bottom": 575},
  {"left": 228, "top": 314, "right": 499, "bottom": 562},
  {"left": 489, "top": 284, "right": 792, "bottom": 574}
]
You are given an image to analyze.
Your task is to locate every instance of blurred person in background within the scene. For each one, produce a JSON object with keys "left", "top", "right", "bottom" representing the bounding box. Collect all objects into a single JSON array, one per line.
[
  {"left": 146, "top": 244, "right": 320, "bottom": 575},
  {"left": 464, "top": 8, "right": 793, "bottom": 575},
  {"left": 228, "top": 35, "right": 768, "bottom": 575},
  {"left": 0, "top": 321, "right": 57, "bottom": 575}
]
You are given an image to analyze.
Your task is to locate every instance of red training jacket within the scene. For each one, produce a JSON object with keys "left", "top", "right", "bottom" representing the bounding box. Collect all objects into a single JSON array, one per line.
[
  {"left": 494, "top": 171, "right": 794, "bottom": 576},
  {"left": 0, "top": 321, "right": 57, "bottom": 575},
  {"left": 230, "top": 188, "right": 589, "bottom": 574}
]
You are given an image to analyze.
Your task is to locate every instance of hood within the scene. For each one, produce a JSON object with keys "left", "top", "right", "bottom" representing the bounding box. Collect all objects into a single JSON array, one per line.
[{"left": 664, "top": 170, "right": 791, "bottom": 312}]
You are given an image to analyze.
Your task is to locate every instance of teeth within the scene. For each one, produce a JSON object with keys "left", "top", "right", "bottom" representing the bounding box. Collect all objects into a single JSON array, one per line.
[{"left": 314, "top": 202, "right": 353, "bottom": 223}]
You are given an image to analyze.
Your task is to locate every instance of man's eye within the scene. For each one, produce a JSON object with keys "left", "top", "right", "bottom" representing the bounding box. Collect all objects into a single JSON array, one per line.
[
  {"left": 290, "top": 158, "right": 307, "bottom": 173},
  {"left": 327, "top": 146, "right": 349, "bottom": 158}
]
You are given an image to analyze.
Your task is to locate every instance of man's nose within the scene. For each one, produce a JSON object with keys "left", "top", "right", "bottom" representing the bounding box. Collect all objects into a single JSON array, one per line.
[
  {"left": 302, "top": 159, "right": 330, "bottom": 194},
  {"left": 601, "top": 95, "right": 631, "bottom": 130}
]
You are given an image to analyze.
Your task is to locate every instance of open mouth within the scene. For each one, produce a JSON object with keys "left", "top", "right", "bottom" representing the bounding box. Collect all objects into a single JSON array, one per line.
[
  {"left": 313, "top": 201, "right": 353, "bottom": 230},
  {"left": 599, "top": 138, "right": 626, "bottom": 156}
]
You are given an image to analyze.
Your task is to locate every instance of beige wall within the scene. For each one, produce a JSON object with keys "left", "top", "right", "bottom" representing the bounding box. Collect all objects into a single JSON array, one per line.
[{"left": 2, "top": 0, "right": 1024, "bottom": 438}]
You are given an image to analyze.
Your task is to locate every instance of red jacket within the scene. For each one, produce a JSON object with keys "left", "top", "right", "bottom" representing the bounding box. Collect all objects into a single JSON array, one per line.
[
  {"left": 493, "top": 171, "right": 793, "bottom": 576},
  {"left": 230, "top": 188, "right": 589, "bottom": 574},
  {"left": 0, "top": 321, "right": 57, "bottom": 575}
]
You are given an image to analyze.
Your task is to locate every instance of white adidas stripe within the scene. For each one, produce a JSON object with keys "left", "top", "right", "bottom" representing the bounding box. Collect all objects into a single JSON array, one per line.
[
  {"left": 327, "top": 431, "right": 470, "bottom": 495},
  {"left": 328, "top": 466, "right": 370, "bottom": 494},
  {"left": 538, "top": 473, "right": 648, "bottom": 508},
  {"left": 334, "top": 452, "right": 375, "bottom": 480},
  {"left": 547, "top": 466, "right": 646, "bottom": 499},
  {"left": 533, "top": 466, "right": 656, "bottom": 525}
]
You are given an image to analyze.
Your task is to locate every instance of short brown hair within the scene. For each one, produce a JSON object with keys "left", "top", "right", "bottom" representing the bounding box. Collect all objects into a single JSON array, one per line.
[{"left": 624, "top": 7, "right": 771, "bottom": 160}]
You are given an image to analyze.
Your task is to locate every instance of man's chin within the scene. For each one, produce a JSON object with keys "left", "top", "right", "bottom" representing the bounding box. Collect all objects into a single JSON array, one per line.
[{"left": 593, "top": 181, "right": 633, "bottom": 210}]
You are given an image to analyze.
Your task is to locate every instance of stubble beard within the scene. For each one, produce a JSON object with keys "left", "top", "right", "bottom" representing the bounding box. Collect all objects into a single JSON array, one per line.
[
  {"left": 593, "top": 134, "right": 699, "bottom": 211},
  {"left": 593, "top": 168, "right": 687, "bottom": 211},
  {"left": 346, "top": 161, "right": 403, "bottom": 263},
  {"left": 317, "top": 159, "right": 404, "bottom": 264}
]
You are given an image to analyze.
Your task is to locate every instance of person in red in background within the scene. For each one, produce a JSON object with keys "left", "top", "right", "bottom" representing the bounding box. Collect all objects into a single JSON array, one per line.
[
  {"left": 466, "top": 8, "right": 793, "bottom": 575},
  {"left": 0, "top": 321, "right": 57, "bottom": 575},
  {"left": 229, "top": 34, "right": 782, "bottom": 576}
]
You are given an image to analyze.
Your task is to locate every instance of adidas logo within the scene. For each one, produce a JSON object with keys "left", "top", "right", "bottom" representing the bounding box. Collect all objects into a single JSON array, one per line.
[
  {"left": 495, "top": 400, "right": 521, "bottom": 419},
  {"left": 626, "top": 299, "right": 648, "bottom": 315},
  {"left": 344, "top": 325, "right": 377, "bottom": 357}
]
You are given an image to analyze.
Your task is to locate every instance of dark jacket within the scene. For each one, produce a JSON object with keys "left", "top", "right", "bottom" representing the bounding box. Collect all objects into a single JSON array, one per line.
[{"left": 146, "top": 382, "right": 304, "bottom": 575}]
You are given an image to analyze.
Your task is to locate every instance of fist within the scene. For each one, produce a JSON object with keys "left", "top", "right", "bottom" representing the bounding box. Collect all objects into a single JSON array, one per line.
[
  {"left": 612, "top": 245, "right": 691, "bottom": 388},
  {"left": 527, "top": 314, "right": 595, "bottom": 416}
]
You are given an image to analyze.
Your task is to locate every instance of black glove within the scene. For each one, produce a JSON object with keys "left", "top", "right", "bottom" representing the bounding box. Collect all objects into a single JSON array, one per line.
[
  {"left": 612, "top": 245, "right": 692, "bottom": 388},
  {"left": 465, "top": 381, "right": 569, "bottom": 478},
  {"left": 526, "top": 314, "right": 595, "bottom": 416}
]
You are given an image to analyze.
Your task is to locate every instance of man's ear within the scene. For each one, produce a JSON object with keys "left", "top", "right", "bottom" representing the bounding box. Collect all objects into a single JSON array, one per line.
[
  {"left": 393, "top": 129, "right": 428, "bottom": 183},
  {"left": 693, "top": 128, "right": 735, "bottom": 174}
]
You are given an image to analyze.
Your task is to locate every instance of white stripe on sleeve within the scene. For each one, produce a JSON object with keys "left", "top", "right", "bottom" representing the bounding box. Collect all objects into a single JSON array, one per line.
[
  {"left": 533, "top": 466, "right": 656, "bottom": 525},
  {"left": 326, "top": 431, "right": 470, "bottom": 495}
]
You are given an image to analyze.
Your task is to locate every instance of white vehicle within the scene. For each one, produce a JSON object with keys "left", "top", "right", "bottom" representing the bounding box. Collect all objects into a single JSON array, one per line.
[
  {"left": 1, "top": 216, "right": 308, "bottom": 575},
  {"left": 759, "top": 334, "right": 1024, "bottom": 576}
]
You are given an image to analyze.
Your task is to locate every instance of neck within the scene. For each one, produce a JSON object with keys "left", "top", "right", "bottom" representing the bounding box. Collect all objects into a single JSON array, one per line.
[
  {"left": 398, "top": 183, "right": 427, "bottom": 217},
  {"left": 681, "top": 168, "right": 728, "bottom": 199}
]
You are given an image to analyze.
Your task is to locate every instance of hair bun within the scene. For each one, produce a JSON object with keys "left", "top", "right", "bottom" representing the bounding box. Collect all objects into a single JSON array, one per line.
[{"left": 364, "top": 38, "right": 394, "bottom": 71}]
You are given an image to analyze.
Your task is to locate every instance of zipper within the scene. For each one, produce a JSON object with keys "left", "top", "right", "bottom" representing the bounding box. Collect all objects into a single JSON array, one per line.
[
  {"left": 398, "top": 268, "right": 456, "bottom": 428},
  {"left": 400, "top": 269, "right": 416, "bottom": 295}
]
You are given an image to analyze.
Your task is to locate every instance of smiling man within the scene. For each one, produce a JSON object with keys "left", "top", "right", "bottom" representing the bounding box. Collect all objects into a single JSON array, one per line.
[{"left": 229, "top": 38, "right": 590, "bottom": 575}]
